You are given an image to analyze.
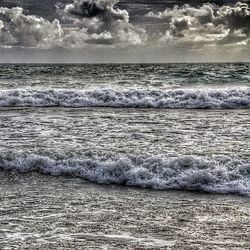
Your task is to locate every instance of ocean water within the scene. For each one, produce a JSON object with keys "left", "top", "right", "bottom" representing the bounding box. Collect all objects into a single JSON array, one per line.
[
  {"left": 0, "top": 63, "right": 250, "bottom": 196},
  {"left": 1, "top": 63, "right": 250, "bottom": 249}
]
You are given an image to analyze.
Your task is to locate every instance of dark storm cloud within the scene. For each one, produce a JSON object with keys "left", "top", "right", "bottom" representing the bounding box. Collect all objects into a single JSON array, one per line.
[
  {"left": 66, "top": 0, "right": 104, "bottom": 17},
  {"left": 65, "top": 0, "right": 128, "bottom": 21},
  {"left": 61, "top": 0, "right": 129, "bottom": 31},
  {"left": 59, "top": 0, "right": 147, "bottom": 46}
]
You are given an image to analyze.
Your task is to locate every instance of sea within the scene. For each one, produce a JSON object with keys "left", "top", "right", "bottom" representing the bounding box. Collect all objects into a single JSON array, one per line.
[{"left": 0, "top": 63, "right": 249, "bottom": 249}]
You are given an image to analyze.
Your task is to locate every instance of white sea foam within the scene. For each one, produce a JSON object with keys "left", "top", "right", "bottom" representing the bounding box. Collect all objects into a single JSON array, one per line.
[
  {"left": 1, "top": 153, "right": 249, "bottom": 196},
  {"left": 0, "top": 88, "right": 250, "bottom": 108}
]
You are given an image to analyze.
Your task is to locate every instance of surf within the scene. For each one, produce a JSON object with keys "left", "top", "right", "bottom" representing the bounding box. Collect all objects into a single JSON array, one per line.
[
  {"left": 1, "top": 152, "right": 249, "bottom": 196},
  {"left": 0, "top": 88, "right": 250, "bottom": 109}
]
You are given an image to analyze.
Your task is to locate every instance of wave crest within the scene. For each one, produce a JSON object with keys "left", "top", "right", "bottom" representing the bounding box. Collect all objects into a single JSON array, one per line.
[
  {"left": 1, "top": 153, "right": 249, "bottom": 196},
  {"left": 0, "top": 88, "right": 250, "bottom": 108}
]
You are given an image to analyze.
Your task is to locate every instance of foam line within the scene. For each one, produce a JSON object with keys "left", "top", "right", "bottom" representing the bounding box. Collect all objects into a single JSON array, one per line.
[
  {"left": 1, "top": 153, "right": 249, "bottom": 196},
  {"left": 0, "top": 88, "right": 250, "bottom": 108}
]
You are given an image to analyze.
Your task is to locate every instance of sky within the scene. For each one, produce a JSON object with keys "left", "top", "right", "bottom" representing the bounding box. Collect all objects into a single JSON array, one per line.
[{"left": 0, "top": 0, "right": 250, "bottom": 63}]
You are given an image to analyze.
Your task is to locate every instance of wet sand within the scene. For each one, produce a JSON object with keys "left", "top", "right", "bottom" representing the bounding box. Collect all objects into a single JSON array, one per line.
[{"left": 0, "top": 171, "right": 249, "bottom": 249}]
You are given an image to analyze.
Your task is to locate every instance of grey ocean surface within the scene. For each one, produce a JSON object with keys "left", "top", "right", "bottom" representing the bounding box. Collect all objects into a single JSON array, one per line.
[{"left": 0, "top": 64, "right": 250, "bottom": 249}]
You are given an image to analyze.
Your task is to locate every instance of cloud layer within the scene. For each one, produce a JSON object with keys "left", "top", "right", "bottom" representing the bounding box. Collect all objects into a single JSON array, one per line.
[
  {"left": 0, "top": 1, "right": 249, "bottom": 51},
  {"left": 147, "top": 2, "right": 250, "bottom": 46}
]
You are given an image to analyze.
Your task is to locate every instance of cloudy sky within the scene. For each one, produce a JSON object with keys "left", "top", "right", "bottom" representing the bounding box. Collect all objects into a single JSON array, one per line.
[{"left": 0, "top": 0, "right": 249, "bottom": 62}]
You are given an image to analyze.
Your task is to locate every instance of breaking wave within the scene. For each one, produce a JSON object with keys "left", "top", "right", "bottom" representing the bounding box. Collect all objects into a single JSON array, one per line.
[
  {"left": 0, "top": 88, "right": 250, "bottom": 109},
  {"left": 1, "top": 152, "right": 249, "bottom": 196}
]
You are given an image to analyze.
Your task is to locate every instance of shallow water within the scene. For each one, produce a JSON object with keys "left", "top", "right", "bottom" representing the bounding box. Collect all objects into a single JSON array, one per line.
[
  {"left": 0, "top": 63, "right": 250, "bottom": 248},
  {"left": 1, "top": 107, "right": 250, "bottom": 157},
  {"left": 0, "top": 107, "right": 249, "bottom": 195},
  {"left": 0, "top": 171, "right": 249, "bottom": 249}
]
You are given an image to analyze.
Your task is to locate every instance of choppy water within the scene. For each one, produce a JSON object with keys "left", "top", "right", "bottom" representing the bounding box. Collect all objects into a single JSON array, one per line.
[{"left": 0, "top": 63, "right": 250, "bottom": 196}]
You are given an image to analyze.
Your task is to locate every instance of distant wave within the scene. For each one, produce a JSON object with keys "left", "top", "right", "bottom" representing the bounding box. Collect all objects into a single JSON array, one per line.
[
  {"left": 0, "top": 88, "right": 250, "bottom": 109},
  {"left": 1, "top": 152, "right": 249, "bottom": 196}
]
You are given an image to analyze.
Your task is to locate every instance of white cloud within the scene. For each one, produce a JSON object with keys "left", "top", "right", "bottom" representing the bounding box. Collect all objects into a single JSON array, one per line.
[
  {"left": 146, "top": 2, "right": 250, "bottom": 47},
  {"left": 0, "top": 7, "right": 64, "bottom": 48}
]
